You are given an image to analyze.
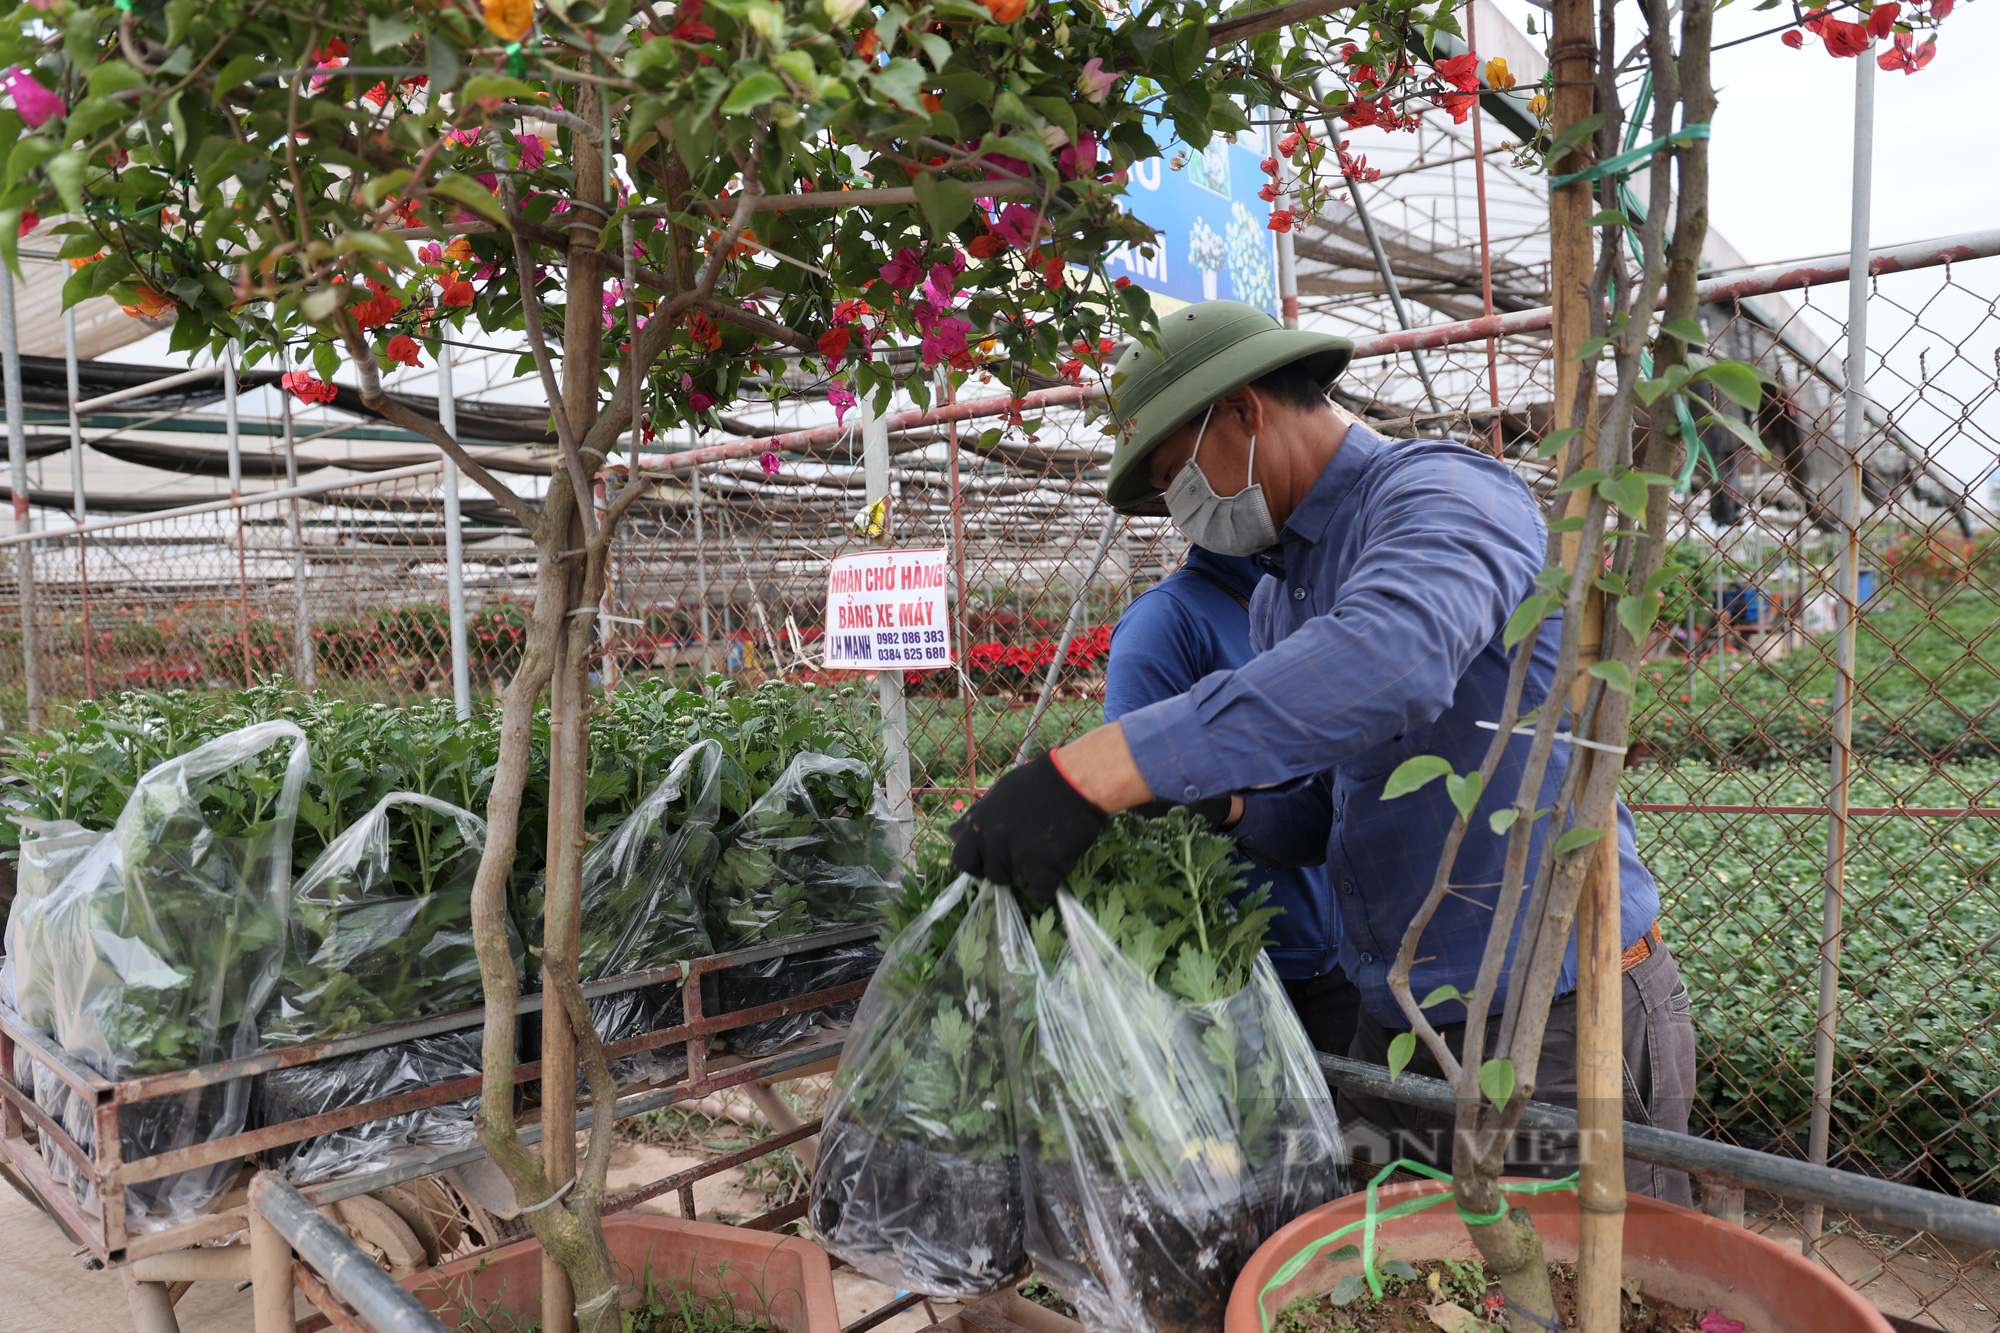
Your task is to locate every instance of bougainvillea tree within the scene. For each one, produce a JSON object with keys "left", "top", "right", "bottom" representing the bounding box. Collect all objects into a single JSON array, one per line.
[{"left": 0, "top": 0, "right": 1543, "bottom": 1323}]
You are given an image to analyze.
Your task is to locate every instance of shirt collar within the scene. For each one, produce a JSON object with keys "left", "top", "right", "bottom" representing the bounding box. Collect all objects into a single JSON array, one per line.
[
  {"left": 1280, "top": 422, "right": 1389, "bottom": 547},
  {"left": 1183, "top": 545, "right": 1263, "bottom": 599}
]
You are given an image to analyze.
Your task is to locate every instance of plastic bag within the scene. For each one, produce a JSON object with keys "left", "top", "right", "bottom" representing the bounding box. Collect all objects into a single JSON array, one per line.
[
  {"left": 707, "top": 752, "right": 897, "bottom": 951},
  {"left": 810, "top": 876, "right": 1025, "bottom": 1297},
  {"left": 265, "top": 793, "right": 494, "bottom": 1043},
  {"left": 998, "top": 888, "right": 1347, "bottom": 1333},
  {"left": 569, "top": 739, "right": 721, "bottom": 1084},
  {"left": 713, "top": 941, "right": 881, "bottom": 1056},
  {"left": 4, "top": 817, "right": 104, "bottom": 1099},
  {"left": 254, "top": 1030, "right": 483, "bottom": 1183},
  {"left": 15, "top": 721, "right": 311, "bottom": 1227}
]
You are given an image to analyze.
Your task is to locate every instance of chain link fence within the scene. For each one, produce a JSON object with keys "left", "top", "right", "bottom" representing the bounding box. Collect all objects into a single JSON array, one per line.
[{"left": 1, "top": 246, "right": 1997, "bottom": 1326}]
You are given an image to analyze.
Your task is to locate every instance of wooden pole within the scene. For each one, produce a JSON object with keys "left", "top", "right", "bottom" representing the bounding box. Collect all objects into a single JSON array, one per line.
[{"left": 1547, "top": 0, "right": 1625, "bottom": 1325}]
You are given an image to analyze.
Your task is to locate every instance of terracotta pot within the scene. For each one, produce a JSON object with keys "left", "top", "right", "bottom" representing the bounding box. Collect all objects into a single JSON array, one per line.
[
  {"left": 1226, "top": 1178, "right": 1892, "bottom": 1333},
  {"left": 401, "top": 1212, "right": 842, "bottom": 1333}
]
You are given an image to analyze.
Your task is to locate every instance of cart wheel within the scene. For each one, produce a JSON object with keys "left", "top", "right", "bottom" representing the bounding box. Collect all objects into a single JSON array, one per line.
[{"left": 335, "top": 1195, "right": 427, "bottom": 1277}]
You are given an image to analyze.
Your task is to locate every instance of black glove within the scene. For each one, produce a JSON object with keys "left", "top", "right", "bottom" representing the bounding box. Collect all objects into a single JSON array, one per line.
[
  {"left": 1130, "top": 795, "right": 1235, "bottom": 830},
  {"left": 951, "top": 752, "right": 1108, "bottom": 905}
]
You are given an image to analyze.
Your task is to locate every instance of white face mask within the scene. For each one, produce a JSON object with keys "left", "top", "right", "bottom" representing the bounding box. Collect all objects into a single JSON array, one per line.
[{"left": 1162, "top": 403, "right": 1280, "bottom": 557}]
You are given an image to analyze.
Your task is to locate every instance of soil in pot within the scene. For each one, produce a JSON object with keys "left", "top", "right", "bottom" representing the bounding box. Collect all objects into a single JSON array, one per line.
[
  {"left": 810, "top": 1115, "right": 1026, "bottom": 1296},
  {"left": 1272, "top": 1257, "right": 1733, "bottom": 1333}
]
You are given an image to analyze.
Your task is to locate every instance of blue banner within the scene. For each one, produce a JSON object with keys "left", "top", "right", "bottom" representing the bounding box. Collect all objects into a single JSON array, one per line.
[{"left": 1106, "top": 138, "right": 1281, "bottom": 318}]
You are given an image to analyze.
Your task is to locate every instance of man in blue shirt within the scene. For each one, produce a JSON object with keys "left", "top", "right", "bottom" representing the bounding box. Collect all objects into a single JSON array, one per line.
[
  {"left": 953, "top": 302, "right": 1695, "bottom": 1200},
  {"left": 1104, "top": 544, "right": 1358, "bottom": 1056}
]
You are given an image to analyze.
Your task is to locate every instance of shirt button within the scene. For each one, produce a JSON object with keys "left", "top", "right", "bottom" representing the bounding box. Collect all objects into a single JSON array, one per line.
[
  {"left": 1360, "top": 952, "right": 1375, "bottom": 965},
  {"left": 1292, "top": 587, "right": 1308, "bottom": 601},
  {"left": 1182, "top": 784, "right": 1201, "bottom": 800},
  {"left": 1341, "top": 879, "right": 1356, "bottom": 895}
]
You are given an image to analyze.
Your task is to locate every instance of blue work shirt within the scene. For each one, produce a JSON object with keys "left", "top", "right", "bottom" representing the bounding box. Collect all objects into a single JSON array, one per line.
[
  {"left": 1103, "top": 546, "right": 1341, "bottom": 981},
  {"left": 1118, "top": 424, "right": 1659, "bottom": 1025}
]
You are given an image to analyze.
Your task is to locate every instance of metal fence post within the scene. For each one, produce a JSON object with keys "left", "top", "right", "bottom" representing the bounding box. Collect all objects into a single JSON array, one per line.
[
  {"left": 861, "top": 397, "right": 914, "bottom": 857},
  {"left": 688, "top": 425, "right": 713, "bottom": 677},
  {"left": 278, "top": 351, "right": 314, "bottom": 688},
  {"left": 1807, "top": 40, "right": 1876, "bottom": 1247},
  {"left": 1269, "top": 122, "right": 1299, "bottom": 329},
  {"left": 1, "top": 263, "right": 40, "bottom": 728},
  {"left": 226, "top": 339, "right": 252, "bottom": 687},
  {"left": 63, "top": 309, "right": 94, "bottom": 699},
  {"left": 436, "top": 340, "right": 473, "bottom": 720}
]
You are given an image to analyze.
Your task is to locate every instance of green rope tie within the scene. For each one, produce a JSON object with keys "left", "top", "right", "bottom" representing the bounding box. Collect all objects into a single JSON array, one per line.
[
  {"left": 1256, "top": 1159, "right": 1581, "bottom": 1333},
  {"left": 1551, "top": 123, "right": 1710, "bottom": 190},
  {"left": 505, "top": 41, "right": 529, "bottom": 78}
]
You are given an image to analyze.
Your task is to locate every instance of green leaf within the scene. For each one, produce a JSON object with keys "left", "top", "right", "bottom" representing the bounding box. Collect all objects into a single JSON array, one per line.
[
  {"left": 430, "top": 174, "right": 506, "bottom": 225},
  {"left": 214, "top": 54, "right": 268, "bottom": 94},
  {"left": 1658, "top": 317, "right": 1708, "bottom": 345},
  {"left": 1616, "top": 593, "right": 1652, "bottom": 642},
  {"left": 45, "top": 149, "right": 85, "bottom": 215},
  {"left": 910, "top": 171, "right": 974, "bottom": 242},
  {"left": 358, "top": 170, "right": 414, "bottom": 209},
  {"left": 721, "top": 68, "right": 788, "bottom": 115},
  {"left": 1329, "top": 1274, "right": 1369, "bottom": 1307},
  {"left": 1588, "top": 660, "right": 1635, "bottom": 694},
  {"left": 1587, "top": 209, "right": 1629, "bottom": 227},
  {"left": 1598, "top": 470, "right": 1650, "bottom": 519},
  {"left": 1552, "top": 826, "right": 1608, "bottom": 857},
  {"left": 1328, "top": 1244, "right": 1361, "bottom": 1262},
  {"left": 87, "top": 61, "right": 147, "bottom": 97},
  {"left": 1489, "top": 807, "right": 1520, "bottom": 835},
  {"left": 871, "top": 57, "right": 926, "bottom": 111},
  {"left": 460, "top": 74, "right": 543, "bottom": 104},
  {"left": 1555, "top": 467, "right": 1608, "bottom": 494},
  {"left": 1382, "top": 1259, "right": 1419, "bottom": 1281},
  {"left": 1445, "top": 770, "right": 1483, "bottom": 822},
  {"left": 3, "top": 137, "right": 61, "bottom": 193},
  {"left": 1381, "top": 755, "right": 1451, "bottom": 801},
  {"left": 1503, "top": 593, "right": 1559, "bottom": 649},
  {"left": 1387, "top": 1030, "right": 1418, "bottom": 1081},
  {"left": 1699, "top": 410, "right": 1771, "bottom": 461},
  {"left": 1544, "top": 112, "right": 1604, "bottom": 162},
  {"left": 1546, "top": 515, "right": 1586, "bottom": 533},
  {"left": 369, "top": 13, "right": 421, "bottom": 52},
  {"left": 1480, "top": 1057, "right": 1515, "bottom": 1109},
  {"left": 1535, "top": 426, "right": 1579, "bottom": 459},
  {"left": 1572, "top": 334, "right": 1612, "bottom": 363},
  {"left": 1419, "top": 983, "right": 1465, "bottom": 1008},
  {"left": 1701, "top": 359, "right": 1767, "bottom": 410}
]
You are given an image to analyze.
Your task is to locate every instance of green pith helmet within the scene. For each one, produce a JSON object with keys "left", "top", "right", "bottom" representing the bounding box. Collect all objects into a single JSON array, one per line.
[{"left": 1101, "top": 301, "right": 1353, "bottom": 514}]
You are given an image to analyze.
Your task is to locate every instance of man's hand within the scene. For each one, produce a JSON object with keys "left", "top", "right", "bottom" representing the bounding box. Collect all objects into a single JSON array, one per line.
[{"left": 950, "top": 752, "right": 1108, "bottom": 905}]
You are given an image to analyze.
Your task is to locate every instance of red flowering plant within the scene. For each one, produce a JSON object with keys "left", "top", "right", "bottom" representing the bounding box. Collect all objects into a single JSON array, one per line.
[{"left": 1787, "top": 0, "right": 1956, "bottom": 69}]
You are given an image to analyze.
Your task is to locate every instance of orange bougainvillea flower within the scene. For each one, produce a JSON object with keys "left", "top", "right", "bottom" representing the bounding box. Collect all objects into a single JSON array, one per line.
[
  {"left": 120, "top": 286, "right": 173, "bottom": 320},
  {"left": 982, "top": 0, "right": 1028, "bottom": 22},
  {"left": 440, "top": 273, "right": 477, "bottom": 307},
  {"left": 856, "top": 29, "right": 879, "bottom": 57},
  {"left": 385, "top": 335, "right": 424, "bottom": 368},
  {"left": 1484, "top": 56, "right": 1515, "bottom": 89},
  {"left": 483, "top": 0, "right": 535, "bottom": 42},
  {"left": 444, "top": 236, "right": 475, "bottom": 263},
  {"left": 921, "top": 91, "right": 942, "bottom": 113}
]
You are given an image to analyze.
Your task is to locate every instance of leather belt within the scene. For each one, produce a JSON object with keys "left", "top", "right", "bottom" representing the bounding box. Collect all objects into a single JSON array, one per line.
[{"left": 1621, "top": 921, "right": 1663, "bottom": 973}]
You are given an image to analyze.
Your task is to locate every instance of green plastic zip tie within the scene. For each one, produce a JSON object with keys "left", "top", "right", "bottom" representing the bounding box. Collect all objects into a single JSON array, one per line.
[{"left": 1256, "top": 1160, "right": 1581, "bottom": 1333}]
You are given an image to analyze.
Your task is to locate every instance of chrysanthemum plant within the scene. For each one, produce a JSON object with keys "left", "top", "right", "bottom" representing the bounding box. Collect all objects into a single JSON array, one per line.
[{"left": 0, "top": 0, "right": 1535, "bottom": 1324}]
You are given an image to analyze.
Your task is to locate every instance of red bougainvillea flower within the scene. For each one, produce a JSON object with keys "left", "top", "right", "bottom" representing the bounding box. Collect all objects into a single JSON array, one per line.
[
  {"left": 879, "top": 248, "right": 925, "bottom": 290},
  {"left": 1042, "top": 256, "right": 1067, "bottom": 290},
  {"left": 1783, "top": 28, "right": 1806, "bottom": 45},
  {"left": 833, "top": 297, "right": 872, "bottom": 325},
  {"left": 351, "top": 280, "right": 403, "bottom": 329},
  {"left": 281, "top": 372, "right": 338, "bottom": 405},
  {"left": 1260, "top": 156, "right": 1281, "bottom": 177},
  {"left": 688, "top": 310, "right": 723, "bottom": 351},
  {"left": 1268, "top": 210, "right": 1295, "bottom": 233},
  {"left": 758, "top": 450, "right": 781, "bottom": 475},
  {"left": 670, "top": 0, "right": 717, "bottom": 41},
  {"left": 1114, "top": 276, "right": 1132, "bottom": 289},
  {"left": 4, "top": 67, "right": 63, "bottom": 127},
  {"left": 17, "top": 211, "right": 37, "bottom": 238},
  {"left": 385, "top": 335, "right": 423, "bottom": 368},
  {"left": 967, "top": 233, "right": 1007, "bottom": 259},
  {"left": 1868, "top": 2, "right": 1901, "bottom": 36},
  {"left": 818, "top": 326, "right": 853, "bottom": 363},
  {"left": 982, "top": 0, "right": 1028, "bottom": 22},
  {"left": 1879, "top": 30, "right": 1938, "bottom": 70},
  {"left": 1258, "top": 182, "right": 1280, "bottom": 202},
  {"left": 440, "top": 273, "right": 476, "bottom": 307},
  {"left": 1442, "top": 92, "right": 1477, "bottom": 123},
  {"left": 1435, "top": 52, "right": 1481, "bottom": 90}
]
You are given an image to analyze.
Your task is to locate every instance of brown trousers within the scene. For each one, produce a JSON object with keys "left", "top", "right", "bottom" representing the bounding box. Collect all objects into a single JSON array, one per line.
[{"left": 1337, "top": 941, "right": 1697, "bottom": 1206}]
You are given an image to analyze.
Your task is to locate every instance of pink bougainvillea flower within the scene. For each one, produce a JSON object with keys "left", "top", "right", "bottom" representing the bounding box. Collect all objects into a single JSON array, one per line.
[
  {"left": 5, "top": 67, "right": 63, "bottom": 127},
  {"left": 689, "top": 390, "right": 717, "bottom": 412},
  {"left": 446, "top": 128, "right": 482, "bottom": 147},
  {"left": 1698, "top": 1315, "right": 1745, "bottom": 1333},
  {"left": 516, "top": 133, "right": 546, "bottom": 170},
  {"left": 991, "top": 202, "right": 1041, "bottom": 250},
  {"left": 1078, "top": 56, "right": 1117, "bottom": 103},
  {"left": 879, "top": 247, "right": 926, "bottom": 290},
  {"left": 419, "top": 242, "right": 444, "bottom": 264},
  {"left": 827, "top": 379, "right": 856, "bottom": 428},
  {"left": 758, "top": 450, "right": 781, "bottom": 475},
  {"left": 919, "top": 316, "right": 972, "bottom": 367},
  {"left": 922, "top": 259, "right": 963, "bottom": 308},
  {"left": 981, "top": 152, "right": 1030, "bottom": 182},
  {"left": 1057, "top": 131, "right": 1096, "bottom": 180}
]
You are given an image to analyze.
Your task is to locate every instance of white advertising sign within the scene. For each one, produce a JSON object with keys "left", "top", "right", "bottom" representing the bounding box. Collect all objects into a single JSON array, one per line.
[{"left": 822, "top": 547, "right": 952, "bottom": 671}]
